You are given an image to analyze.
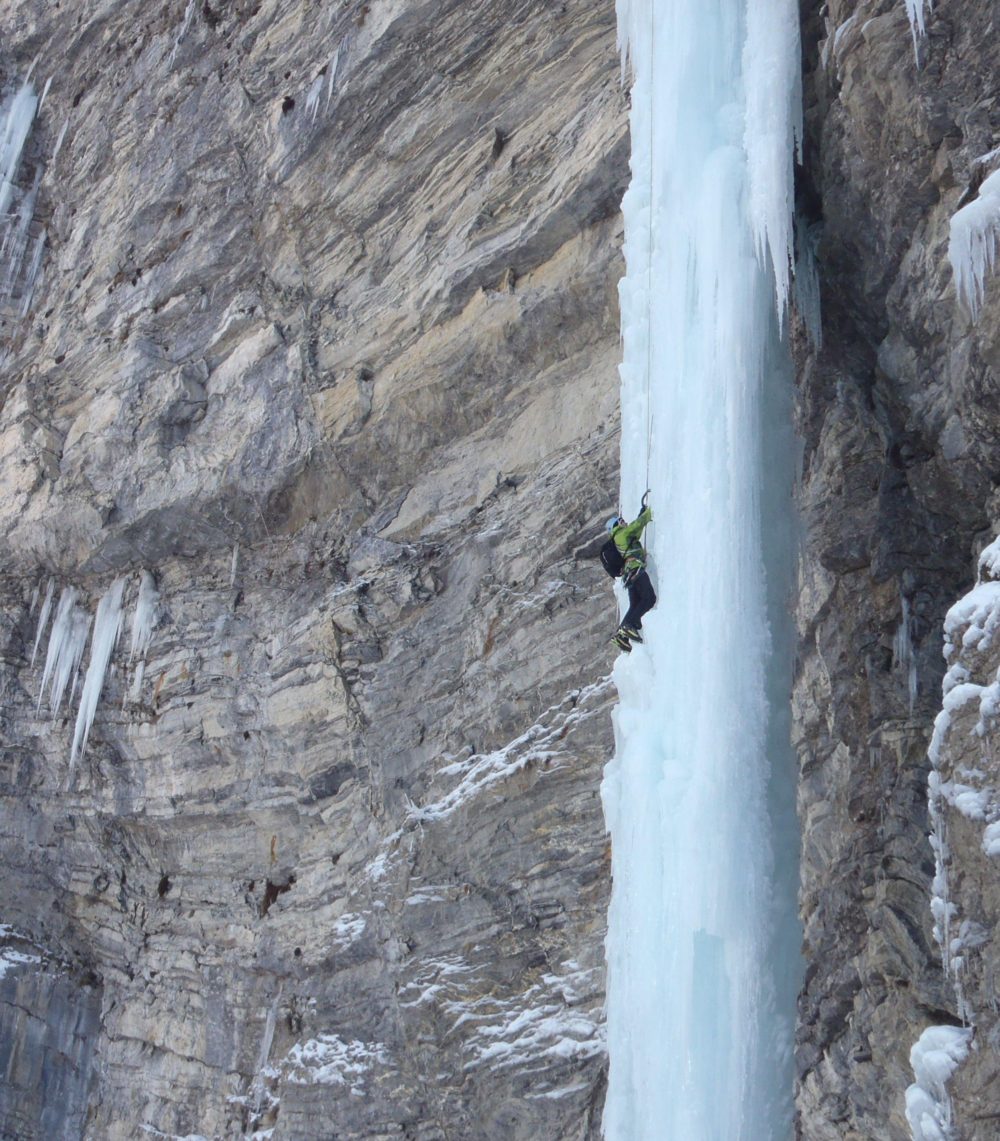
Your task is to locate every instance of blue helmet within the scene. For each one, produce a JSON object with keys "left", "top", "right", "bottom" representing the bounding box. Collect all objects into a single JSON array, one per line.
[{"left": 606, "top": 515, "right": 621, "bottom": 533}]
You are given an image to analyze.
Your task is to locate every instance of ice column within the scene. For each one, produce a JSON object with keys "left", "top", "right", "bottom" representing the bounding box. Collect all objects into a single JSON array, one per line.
[{"left": 602, "top": 1, "right": 801, "bottom": 1138}]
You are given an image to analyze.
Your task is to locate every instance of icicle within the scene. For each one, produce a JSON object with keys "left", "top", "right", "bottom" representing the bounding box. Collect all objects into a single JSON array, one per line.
[
  {"left": 38, "top": 586, "right": 84, "bottom": 713},
  {"left": 326, "top": 46, "right": 342, "bottom": 109},
  {"left": 744, "top": 0, "right": 803, "bottom": 318},
  {"left": 250, "top": 985, "right": 283, "bottom": 1117},
  {"left": 169, "top": 0, "right": 197, "bottom": 67},
  {"left": 128, "top": 570, "right": 159, "bottom": 662},
  {"left": 70, "top": 578, "right": 126, "bottom": 767},
  {"left": 51, "top": 118, "right": 69, "bottom": 163},
  {"left": 125, "top": 570, "right": 158, "bottom": 708},
  {"left": 904, "top": 0, "right": 932, "bottom": 50},
  {"left": 38, "top": 587, "right": 75, "bottom": 707},
  {"left": 30, "top": 577, "right": 54, "bottom": 665},
  {"left": 893, "top": 593, "right": 918, "bottom": 714},
  {"left": 230, "top": 543, "right": 239, "bottom": 586},
  {"left": 949, "top": 167, "right": 1000, "bottom": 320},
  {"left": 51, "top": 609, "right": 90, "bottom": 717},
  {"left": 304, "top": 73, "right": 324, "bottom": 123},
  {"left": 37, "top": 76, "right": 52, "bottom": 114}
]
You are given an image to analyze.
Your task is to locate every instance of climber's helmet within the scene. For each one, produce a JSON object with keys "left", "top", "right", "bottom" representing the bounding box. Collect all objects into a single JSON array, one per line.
[{"left": 606, "top": 515, "right": 623, "bottom": 534}]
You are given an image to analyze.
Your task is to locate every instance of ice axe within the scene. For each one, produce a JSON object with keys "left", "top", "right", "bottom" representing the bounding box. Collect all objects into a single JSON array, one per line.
[{"left": 640, "top": 488, "right": 651, "bottom": 511}]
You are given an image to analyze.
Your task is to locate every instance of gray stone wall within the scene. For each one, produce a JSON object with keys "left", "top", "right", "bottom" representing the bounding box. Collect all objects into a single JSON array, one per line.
[
  {"left": 794, "top": 0, "right": 1000, "bottom": 1136},
  {"left": 0, "top": 2, "right": 626, "bottom": 1136}
]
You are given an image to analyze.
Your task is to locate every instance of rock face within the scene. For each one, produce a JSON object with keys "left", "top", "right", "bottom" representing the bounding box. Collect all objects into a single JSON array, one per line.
[
  {"left": 794, "top": 0, "right": 1000, "bottom": 1137},
  {"left": 0, "top": 2, "right": 626, "bottom": 1137},
  {"left": 9, "top": 0, "right": 1000, "bottom": 1137}
]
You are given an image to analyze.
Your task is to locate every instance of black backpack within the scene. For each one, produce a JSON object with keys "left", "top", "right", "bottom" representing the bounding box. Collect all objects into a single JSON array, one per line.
[{"left": 599, "top": 537, "right": 625, "bottom": 579}]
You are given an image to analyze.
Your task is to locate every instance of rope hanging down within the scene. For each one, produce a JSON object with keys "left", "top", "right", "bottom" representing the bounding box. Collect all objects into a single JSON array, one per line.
[{"left": 643, "top": 0, "right": 655, "bottom": 508}]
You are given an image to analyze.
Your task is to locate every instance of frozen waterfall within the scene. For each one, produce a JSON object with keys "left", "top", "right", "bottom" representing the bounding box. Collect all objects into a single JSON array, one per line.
[{"left": 602, "top": 1, "right": 802, "bottom": 1138}]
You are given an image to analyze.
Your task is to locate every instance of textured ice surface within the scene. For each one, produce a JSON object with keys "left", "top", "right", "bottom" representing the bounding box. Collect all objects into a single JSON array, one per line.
[
  {"left": 905, "top": 1025, "right": 971, "bottom": 1141},
  {"left": 603, "top": 1, "right": 801, "bottom": 1137},
  {"left": 949, "top": 168, "right": 1000, "bottom": 319}
]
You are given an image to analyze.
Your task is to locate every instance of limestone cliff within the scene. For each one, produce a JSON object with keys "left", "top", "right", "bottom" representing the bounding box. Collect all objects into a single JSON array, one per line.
[
  {"left": 795, "top": 0, "right": 1000, "bottom": 1137},
  {"left": 7, "top": 0, "right": 1000, "bottom": 1137},
  {"left": 0, "top": 2, "right": 625, "bottom": 1137}
]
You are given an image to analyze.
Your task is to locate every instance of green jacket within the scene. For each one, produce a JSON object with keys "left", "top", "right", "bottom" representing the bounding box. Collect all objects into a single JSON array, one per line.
[{"left": 612, "top": 507, "right": 652, "bottom": 570}]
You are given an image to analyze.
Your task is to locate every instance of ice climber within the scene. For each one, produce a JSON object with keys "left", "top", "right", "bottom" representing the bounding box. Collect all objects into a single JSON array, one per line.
[{"left": 602, "top": 492, "right": 656, "bottom": 652}]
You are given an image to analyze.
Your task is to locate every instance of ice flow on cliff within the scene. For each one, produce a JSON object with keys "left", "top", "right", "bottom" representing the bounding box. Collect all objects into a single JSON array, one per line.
[{"left": 602, "top": 2, "right": 802, "bottom": 1138}]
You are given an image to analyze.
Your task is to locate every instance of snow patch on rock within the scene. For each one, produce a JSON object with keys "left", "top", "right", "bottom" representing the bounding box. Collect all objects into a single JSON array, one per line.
[{"left": 284, "top": 1033, "right": 389, "bottom": 1094}]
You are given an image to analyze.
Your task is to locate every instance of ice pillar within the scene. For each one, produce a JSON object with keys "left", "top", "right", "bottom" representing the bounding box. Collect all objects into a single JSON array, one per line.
[{"left": 602, "top": 1, "right": 802, "bottom": 1138}]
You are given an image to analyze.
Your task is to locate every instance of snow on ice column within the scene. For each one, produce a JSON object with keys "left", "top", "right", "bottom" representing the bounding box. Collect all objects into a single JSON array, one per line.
[{"left": 602, "top": 0, "right": 801, "bottom": 1138}]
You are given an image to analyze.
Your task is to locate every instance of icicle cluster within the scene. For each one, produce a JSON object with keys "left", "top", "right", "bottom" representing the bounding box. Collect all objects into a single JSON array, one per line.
[
  {"left": 126, "top": 570, "right": 160, "bottom": 704},
  {"left": 744, "top": 0, "right": 803, "bottom": 317},
  {"left": 904, "top": 0, "right": 933, "bottom": 45},
  {"left": 0, "top": 68, "right": 62, "bottom": 320},
  {"left": 905, "top": 1025, "right": 971, "bottom": 1141},
  {"left": 949, "top": 168, "right": 1000, "bottom": 321},
  {"left": 303, "top": 46, "right": 342, "bottom": 124},
  {"left": 0, "top": 77, "right": 43, "bottom": 315},
  {"left": 70, "top": 579, "right": 127, "bottom": 768},
  {"left": 30, "top": 571, "right": 159, "bottom": 767},
  {"left": 38, "top": 587, "right": 89, "bottom": 717}
]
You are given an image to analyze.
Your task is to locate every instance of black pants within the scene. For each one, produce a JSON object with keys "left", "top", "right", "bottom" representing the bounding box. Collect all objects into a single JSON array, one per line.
[{"left": 621, "top": 569, "right": 656, "bottom": 631}]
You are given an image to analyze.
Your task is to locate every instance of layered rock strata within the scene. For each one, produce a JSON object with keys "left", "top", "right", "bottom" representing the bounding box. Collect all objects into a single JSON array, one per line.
[{"left": 0, "top": 1, "right": 626, "bottom": 1137}]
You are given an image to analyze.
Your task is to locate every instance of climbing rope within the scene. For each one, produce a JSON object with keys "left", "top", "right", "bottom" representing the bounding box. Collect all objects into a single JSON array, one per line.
[{"left": 643, "top": 0, "right": 655, "bottom": 535}]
